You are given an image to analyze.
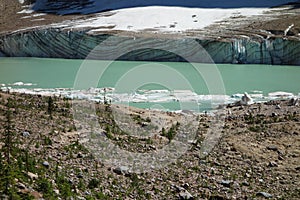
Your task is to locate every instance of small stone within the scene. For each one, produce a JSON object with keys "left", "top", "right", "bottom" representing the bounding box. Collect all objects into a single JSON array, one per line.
[
  {"left": 275, "top": 105, "right": 281, "bottom": 109},
  {"left": 149, "top": 145, "right": 156, "bottom": 150},
  {"left": 268, "top": 161, "right": 278, "bottom": 167},
  {"left": 277, "top": 149, "right": 285, "bottom": 156},
  {"left": 233, "top": 182, "right": 239, "bottom": 189},
  {"left": 220, "top": 180, "right": 232, "bottom": 187},
  {"left": 175, "top": 185, "right": 185, "bottom": 192},
  {"left": 113, "top": 166, "right": 129, "bottom": 175},
  {"left": 77, "top": 152, "right": 84, "bottom": 158},
  {"left": 77, "top": 173, "right": 84, "bottom": 178},
  {"left": 42, "top": 161, "right": 50, "bottom": 168},
  {"left": 182, "top": 183, "right": 190, "bottom": 189},
  {"left": 199, "top": 160, "right": 206, "bottom": 165},
  {"left": 22, "top": 131, "right": 30, "bottom": 137},
  {"left": 289, "top": 98, "right": 299, "bottom": 106},
  {"left": 278, "top": 155, "right": 284, "bottom": 160},
  {"left": 242, "top": 181, "right": 250, "bottom": 186},
  {"left": 272, "top": 112, "right": 278, "bottom": 117},
  {"left": 27, "top": 172, "right": 38, "bottom": 179},
  {"left": 267, "top": 145, "right": 278, "bottom": 151},
  {"left": 17, "top": 182, "right": 26, "bottom": 189},
  {"left": 295, "top": 166, "right": 300, "bottom": 171},
  {"left": 179, "top": 190, "right": 193, "bottom": 200},
  {"left": 256, "top": 192, "right": 273, "bottom": 198},
  {"left": 54, "top": 189, "right": 60, "bottom": 195}
]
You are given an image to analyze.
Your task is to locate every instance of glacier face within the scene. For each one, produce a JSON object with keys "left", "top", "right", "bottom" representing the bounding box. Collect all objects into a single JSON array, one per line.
[{"left": 1, "top": 29, "right": 300, "bottom": 65}]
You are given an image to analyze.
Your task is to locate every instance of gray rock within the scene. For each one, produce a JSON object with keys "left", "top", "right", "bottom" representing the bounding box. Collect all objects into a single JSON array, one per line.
[
  {"left": 175, "top": 185, "right": 185, "bottom": 192},
  {"left": 275, "top": 104, "right": 281, "bottom": 109},
  {"left": 232, "top": 182, "right": 240, "bottom": 189},
  {"left": 77, "top": 173, "right": 84, "bottom": 178},
  {"left": 241, "top": 92, "right": 253, "bottom": 105},
  {"left": 27, "top": 172, "right": 38, "bottom": 179},
  {"left": 53, "top": 189, "right": 60, "bottom": 195},
  {"left": 242, "top": 181, "right": 250, "bottom": 186},
  {"left": 17, "top": 182, "right": 26, "bottom": 189},
  {"left": 268, "top": 161, "right": 278, "bottom": 167},
  {"left": 220, "top": 180, "right": 232, "bottom": 187},
  {"left": 77, "top": 152, "right": 84, "bottom": 158},
  {"left": 113, "top": 166, "right": 129, "bottom": 175},
  {"left": 267, "top": 145, "right": 278, "bottom": 151},
  {"left": 182, "top": 183, "right": 190, "bottom": 189},
  {"left": 289, "top": 98, "right": 299, "bottom": 106},
  {"left": 179, "top": 190, "right": 193, "bottom": 200},
  {"left": 42, "top": 161, "right": 50, "bottom": 168},
  {"left": 22, "top": 131, "right": 30, "bottom": 137},
  {"left": 257, "top": 192, "right": 273, "bottom": 198}
]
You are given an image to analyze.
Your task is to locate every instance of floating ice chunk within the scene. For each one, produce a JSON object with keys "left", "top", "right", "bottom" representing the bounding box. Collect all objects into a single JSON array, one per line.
[
  {"left": 268, "top": 91, "right": 294, "bottom": 98},
  {"left": 13, "top": 81, "right": 24, "bottom": 86},
  {"left": 231, "top": 93, "right": 244, "bottom": 98},
  {"left": 249, "top": 93, "right": 264, "bottom": 99},
  {"left": 250, "top": 90, "right": 263, "bottom": 94}
]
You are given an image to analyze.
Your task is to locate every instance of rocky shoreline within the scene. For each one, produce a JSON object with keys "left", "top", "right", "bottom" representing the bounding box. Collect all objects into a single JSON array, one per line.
[{"left": 0, "top": 91, "right": 299, "bottom": 199}]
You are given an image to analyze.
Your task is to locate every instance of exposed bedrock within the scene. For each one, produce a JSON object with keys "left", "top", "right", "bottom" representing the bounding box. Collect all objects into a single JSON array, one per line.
[{"left": 0, "top": 29, "right": 300, "bottom": 65}]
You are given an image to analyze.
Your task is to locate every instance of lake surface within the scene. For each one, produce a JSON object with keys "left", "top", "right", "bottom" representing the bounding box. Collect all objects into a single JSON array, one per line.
[{"left": 1, "top": 57, "right": 299, "bottom": 111}]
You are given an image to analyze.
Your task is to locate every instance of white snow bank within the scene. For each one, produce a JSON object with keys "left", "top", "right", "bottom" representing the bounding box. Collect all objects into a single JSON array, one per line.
[
  {"left": 66, "top": 6, "right": 266, "bottom": 33},
  {"left": 32, "top": 0, "right": 299, "bottom": 15},
  {"left": 23, "top": 0, "right": 299, "bottom": 33}
]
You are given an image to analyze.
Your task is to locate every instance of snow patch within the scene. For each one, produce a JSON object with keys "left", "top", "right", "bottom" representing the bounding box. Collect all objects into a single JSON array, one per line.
[
  {"left": 67, "top": 6, "right": 266, "bottom": 33},
  {"left": 18, "top": 9, "right": 34, "bottom": 14}
]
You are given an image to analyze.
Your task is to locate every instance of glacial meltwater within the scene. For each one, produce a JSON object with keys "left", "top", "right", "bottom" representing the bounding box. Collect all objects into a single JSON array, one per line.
[{"left": 1, "top": 57, "right": 299, "bottom": 112}]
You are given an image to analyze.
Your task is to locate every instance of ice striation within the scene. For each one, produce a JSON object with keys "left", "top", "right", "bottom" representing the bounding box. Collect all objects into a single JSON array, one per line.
[{"left": 1, "top": 29, "right": 300, "bottom": 65}]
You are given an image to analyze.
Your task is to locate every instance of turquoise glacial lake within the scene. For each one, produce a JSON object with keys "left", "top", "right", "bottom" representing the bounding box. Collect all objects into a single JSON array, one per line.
[{"left": 1, "top": 58, "right": 299, "bottom": 111}]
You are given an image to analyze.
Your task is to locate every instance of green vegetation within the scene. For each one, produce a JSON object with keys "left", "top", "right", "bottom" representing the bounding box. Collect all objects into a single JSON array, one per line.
[
  {"left": 0, "top": 98, "right": 34, "bottom": 199},
  {"left": 1, "top": 92, "right": 299, "bottom": 199},
  {"left": 161, "top": 123, "right": 180, "bottom": 142}
]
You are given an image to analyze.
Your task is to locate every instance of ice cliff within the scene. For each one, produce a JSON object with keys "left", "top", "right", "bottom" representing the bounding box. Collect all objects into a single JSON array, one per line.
[{"left": 0, "top": 29, "right": 300, "bottom": 65}]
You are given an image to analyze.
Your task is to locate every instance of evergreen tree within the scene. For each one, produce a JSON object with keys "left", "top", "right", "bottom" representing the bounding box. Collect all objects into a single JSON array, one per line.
[
  {"left": 47, "top": 96, "right": 54, "bottom": 118},
  {"left": 0, "top": 98, "right": 18, "bottom": 197}
]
